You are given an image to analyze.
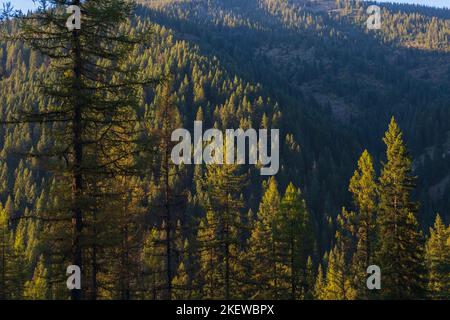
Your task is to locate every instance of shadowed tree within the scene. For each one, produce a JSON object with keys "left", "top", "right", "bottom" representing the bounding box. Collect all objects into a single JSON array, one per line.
[{"left": 1, "top": 0, "right": 156, "bottom": 299}]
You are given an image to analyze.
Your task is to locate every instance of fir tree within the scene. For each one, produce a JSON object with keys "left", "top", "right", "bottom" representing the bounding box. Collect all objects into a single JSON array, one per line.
[
  {"left": 11, "top": 221, "right": 28, "bottom": 299},
  {"left": 279, "top": 182, "right": 314, "bottom": 299},
  {"left": 313, "top": 263, "right": 325, "bottom": 300},
  {"left": 143, "top": 227, "right": 166, "bottom": 300},
  {"left": 348, "top": 150, "right": 377, "bottom": 299},
  {"left": 425, "top": 214, "right": 449, "bottom": 299},
  {"left": 304, "top": 256, "right": 315, "bottom": 299},
  {"left": 172, "top": 261, "right": 190, "bottom": 300},
  {"left": 144, "top": 79, "right": 186, "bottom": 300},
  {"left": 246, "top": 178, "right": 285, "bottom": 299},
  {"left": 322, "top": 245, "right": 356, "bottom": 300},
  {"left": 198, "top": 163, "right": 246, "bottom": 299},
  {"left": 376, "top": 118, "right": 426, "bottom": 299},
  {"left": 0, "top": 202, "right": 11, "bottom": 299},
  {"left": 3, "top": 0, "right": 156, "bottom": 299},
  {"left": 24, "top": 255, "right": 49, "bottom": 300}
]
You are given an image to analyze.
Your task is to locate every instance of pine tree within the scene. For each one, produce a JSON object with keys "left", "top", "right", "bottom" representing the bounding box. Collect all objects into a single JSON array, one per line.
[
  {"left": 425, "top": 214, "right": 449, "bottom": 299},
  {"left": 198, "top": 163, "right": 247, "bottom": 299},
  {"left": 113, "top": 176, "right": 147, "bottom": 300},
  {"left": 304, "top": 256, "right": 315, "bottom": 299},
  {"left": 143, "top": 227, "right": 166, "bottom": 300},
  {"left": 0, "top": 200, "right": 26, "bottom": 299},
  {"left": 376, "top": 118, "right": 426, "bottom": 299},
  {"left": 279, "top": 182, "right": 314, "bottom": 299},
  {"left": 348, "top": 150, "right": 377, "bottom": 299},
  {"left": 4, "top": 0, "right": 155, "bottom": 299},
  {"left": 313, "top": 264, "right": 325, "bottom": 300},
  {"left": 0, "top": 202, "right": 11, "bottom": 299},
  {"left": 196, "top": 212, "right": 219, "bottom": 299},
  {"left": 11, "top": 220, "right": 28, "bottom": 299},
  {"left": 246, "top": 178, "right": 285, "bottom": 299},
  {"left": 144, "top": 79, "right": 186, "bottom": 300},
  {"left": 172, "top": 262, "right": 190, "bottom": 300},
  {"left": 24, "top": 255, "right": 49, "bottom": 300},
  {"left": 322, "top": 245, "right": 356, "bottom": 300}
]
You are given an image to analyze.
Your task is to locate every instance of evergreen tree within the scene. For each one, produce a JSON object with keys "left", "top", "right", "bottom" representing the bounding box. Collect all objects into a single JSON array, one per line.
[
  {"left": 24, "top": 255, "right": 49, "bottom": 300},
  {"left": 376, "top": 118, "right": 426, "bottom": 299},
  {"left": 313, "top": 264, "right": 325, "bottom": 300},
  {"left": 279, "top": 182, "right": 314, "bottom": 299},
  {"left": 0, "top": 202, "right": 11, "bottom": 299},
  {"left": 172, "top": 261, "right": 190, "bottom": 300},
  {"left": 143, "top": 227, "right": 166, "bottom": 300},
  {"left": 0, "top": 0, "right": 447, "bottom": 301},
  {"left": 196, "top": 212, "right": 219, "bottom": 299},
  {"left": 348, "top": 150, "right": 377, "bottom": 299},
  {"left": 304, "top": 256, "right": 315, "bottom": 299},
  {"left": 198, "top": 164, "right": 247, "bottom": 299},
  {"left": 322, "top": 245, "right": 356, "bottom": 300},
  {"left": 425, "top": 215, "right": 450, "bottom": 299},
  {"left": 246, "top": 178, "right": 284, "bottom": 299},
  {"left": 144, "top": 79, "right": 186, "bottom": 300},
  {"left": 4, "top": 0, "right": 155, "bottom": 299},
  {"left": 11, "top": 221, "right": 28, "bottom": 299}
]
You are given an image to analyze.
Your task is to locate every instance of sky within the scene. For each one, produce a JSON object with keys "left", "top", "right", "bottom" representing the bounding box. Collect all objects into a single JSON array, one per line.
[
  {"left": 370, "top": 0, "right": 449, "bottom": 8},
  {"left": 2, "top": 0, "right": 37, "bottom": 13},
  {"left": 2, "top": 0, "right": 449, "bottom": 12}
]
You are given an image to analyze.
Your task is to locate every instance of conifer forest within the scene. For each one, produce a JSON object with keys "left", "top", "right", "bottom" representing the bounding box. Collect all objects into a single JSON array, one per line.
[{"left": 0, "top": 0, "right": 449, "bottom": 301}]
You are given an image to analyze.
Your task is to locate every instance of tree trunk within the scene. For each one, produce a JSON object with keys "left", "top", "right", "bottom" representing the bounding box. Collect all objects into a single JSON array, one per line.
[{"left": 71, "top": 0, "right": 84, "bottom": 301}]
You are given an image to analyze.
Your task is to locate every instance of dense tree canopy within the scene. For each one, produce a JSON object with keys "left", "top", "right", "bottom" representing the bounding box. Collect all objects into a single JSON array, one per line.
[{"left": 0, "top": 0, "right": 449, "bottom": 300}]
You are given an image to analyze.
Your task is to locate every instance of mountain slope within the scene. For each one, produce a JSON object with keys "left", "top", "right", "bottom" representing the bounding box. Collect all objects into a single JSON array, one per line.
[
  {"left": 1, "top": 0, "right": 449, "bottom": 230},
  {"left": 134, "top": 0, "right": 450, "bottom": 224}
]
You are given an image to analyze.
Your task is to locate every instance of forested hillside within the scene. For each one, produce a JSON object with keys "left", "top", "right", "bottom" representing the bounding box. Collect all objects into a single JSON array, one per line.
[{"left": 0, "top": 0, "right": 449, "bottom": 300}]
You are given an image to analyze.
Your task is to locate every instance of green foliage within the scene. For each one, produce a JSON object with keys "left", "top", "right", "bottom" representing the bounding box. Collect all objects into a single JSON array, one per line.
[
  {"left": 246, "top": 177, "right": 284, "bottom": 299},
  {"left": 24, "top": 255, "right": 48, "bottom": 300},
  {"left": 196, "top": 164, "right": 247, "bottom": 299},
  {"left": 376, "top": 118, "right": 427, "bottom": 299},
  {"left": 426, "top": 215, "right": 450, "bottom": 299},
  {"left": 349, "top": 150, "right": 377, "bottom": 298},
  {"left": 279, "top": 183, "right": 314, "bottom": 299},
  {"left": 322, "top": 245, "right": 356, "bottom": 300},
  {"left": 0, "top": 0, "right": 448, "bottom": 300}
]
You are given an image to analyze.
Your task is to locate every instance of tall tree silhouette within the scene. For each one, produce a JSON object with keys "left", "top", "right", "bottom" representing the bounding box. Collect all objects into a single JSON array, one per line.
[{"left": 2, "top": 0, "right": 155, "bottom": 299}]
